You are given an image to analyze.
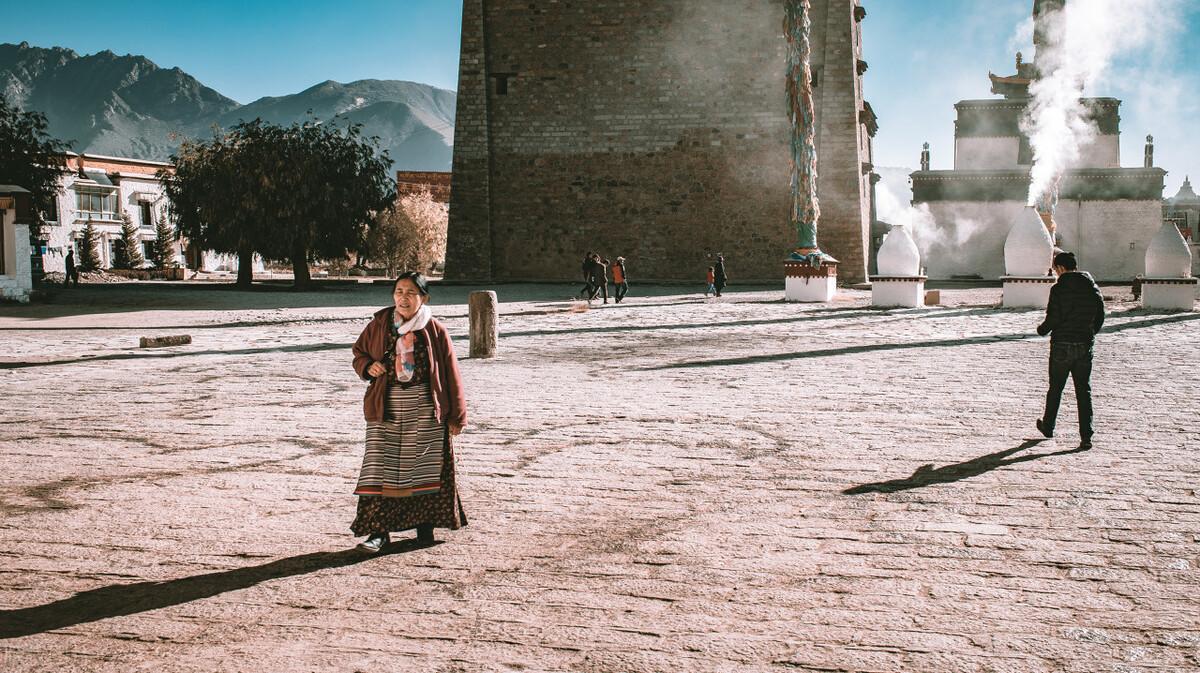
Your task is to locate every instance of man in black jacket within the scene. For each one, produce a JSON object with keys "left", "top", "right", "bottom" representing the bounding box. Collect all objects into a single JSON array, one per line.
[{"left": 1036, "top": 251, "right": 1106, "bottom": 449}]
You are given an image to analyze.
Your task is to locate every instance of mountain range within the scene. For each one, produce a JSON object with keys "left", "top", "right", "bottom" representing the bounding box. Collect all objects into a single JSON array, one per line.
[{"left": 0, "top": 42, "right": 455, "bottom": 171}]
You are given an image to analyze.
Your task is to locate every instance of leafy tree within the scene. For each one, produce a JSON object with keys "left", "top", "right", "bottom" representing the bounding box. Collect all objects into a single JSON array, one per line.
[
  {"left": 112, "top": 212, "right": 144, "bottom": 269},
  {"left": 162, "top": 132, "right": 257, "bottom": 286},
  {"left": 151, "top": 206, "right": 178, "bottom": 270},
  {"left": 0, "top": 98, "right": 70, "bottom": 238},
  {"left": 162, "top": 118, "right": 395, "bottom": 289},
  {"left": 78, "top": 218, "right": 101, "bottom": 272},
  {"left": 258, "top": 120, "right": 396, "bottom": 287}
]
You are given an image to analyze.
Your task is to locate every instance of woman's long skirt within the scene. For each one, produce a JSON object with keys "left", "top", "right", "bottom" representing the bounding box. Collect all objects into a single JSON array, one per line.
[{"left": 351, "top": 382, "right": 467, "bottom": 536}]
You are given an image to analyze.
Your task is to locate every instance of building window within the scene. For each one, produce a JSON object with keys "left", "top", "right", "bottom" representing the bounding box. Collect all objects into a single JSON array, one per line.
[
  {"left": 75, "top": 187, "right": 120, "bottom": 221},
  {"left": 140, "top": 201, "right": 154, "bottom": 229},
  {"left": 42, "top": 196, "right": 59, "bottom": 223},
  {"left": 108, "top": 238, "right": 120, "bottom": 267},
  {"left": 142, "top": 240, "right": 154, "bottom": 261},
  {"left": 490, "top": 72, "right": 514, "bottom": 96}
]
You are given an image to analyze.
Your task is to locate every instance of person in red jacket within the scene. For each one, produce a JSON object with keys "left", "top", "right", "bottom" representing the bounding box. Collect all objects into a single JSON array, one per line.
[
  {"left": 350, "top": 272, "right": 468, "bottom": 552},
  {"left": 611, "top": 256, "right": 628, "bottom": 303}
]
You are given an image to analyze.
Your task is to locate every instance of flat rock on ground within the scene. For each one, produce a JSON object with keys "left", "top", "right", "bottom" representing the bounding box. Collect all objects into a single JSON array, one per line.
[{"left": 0, "top": 282, "right": 1197, "bottom": 673}]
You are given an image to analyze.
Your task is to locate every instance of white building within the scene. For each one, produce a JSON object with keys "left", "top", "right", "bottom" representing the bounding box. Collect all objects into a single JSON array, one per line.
[
  {"left": 0, "top": 185, "right": 34, "bottom": 302},
  {"left": 909, "top": 5, "right": 1165, "bottom": 282},
  {"left": 39, "top": 153, "right": 183, "bottom": 273},
  {"left": 40, "top": 152, "right": 260, "bottom": 276}
]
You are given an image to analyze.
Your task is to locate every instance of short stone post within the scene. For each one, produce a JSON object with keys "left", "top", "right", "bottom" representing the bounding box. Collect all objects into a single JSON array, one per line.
[{"left": 468, "top": 290, "right": 498, "bottom": 358}]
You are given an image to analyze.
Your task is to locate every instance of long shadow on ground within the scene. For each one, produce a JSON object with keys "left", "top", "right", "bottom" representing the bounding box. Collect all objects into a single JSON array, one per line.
[
  {"left": 645, "top": 312, "right": 1200, "bottom": 370},
  {"left": 0, "top": 543, "right": 432, "bottom": 639},
  {"left": 843, "top": 440, "right": 1091, "bottom": 494}
]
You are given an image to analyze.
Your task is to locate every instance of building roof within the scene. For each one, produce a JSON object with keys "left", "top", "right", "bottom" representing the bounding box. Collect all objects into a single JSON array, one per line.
[
  {"left": 911, "top": 167, "right": 1166, "bottom": 203},
  {"left": 1167, "top": 176, "right": 1199, "bottom": 205},
  {"left": 0, "top": 185, "right": 32, "bottom": 194},
  {"left": 988, "top": 72, "right": 1031, "bottom": 99}
]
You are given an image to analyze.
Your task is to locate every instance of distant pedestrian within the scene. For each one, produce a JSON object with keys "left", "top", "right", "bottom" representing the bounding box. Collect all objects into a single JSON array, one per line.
[
  {"left": 591, "top": 255, "right": 610, "bottom": 304},
  {"left": 1035, "top": 251, "right": 1105, "bottom": 450},
  {"left": 351, "top": 272, "right": 468, "bottom": 553},
  {"left": 705, "top": 266, "right": 716, "bottom": 297},
  {"left": 611, "top": 256, "right": 628, "bottom": 303},
  {"left": 713, "top": 255, "right": 727, "bottom": 297},
  {"left": 64, "top": 248, "right": 79, "bottom": 287},
  {"left": 579, "top": 252, "right": 596, "bottom": 299}
]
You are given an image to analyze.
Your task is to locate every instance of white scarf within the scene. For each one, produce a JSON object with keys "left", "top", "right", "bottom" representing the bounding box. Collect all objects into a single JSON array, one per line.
[{"left": 392, "top": 304, "right": 432, "bottom": 382}]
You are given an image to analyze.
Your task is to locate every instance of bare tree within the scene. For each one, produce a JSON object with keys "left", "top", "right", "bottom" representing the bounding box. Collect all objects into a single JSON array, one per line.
[{"left": 366, "top": 188, "right": 448, "bottom": 277}]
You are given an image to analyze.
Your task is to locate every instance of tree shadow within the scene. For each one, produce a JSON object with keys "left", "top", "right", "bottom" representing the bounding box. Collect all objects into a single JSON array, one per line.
[
  {"left": 843, "top": 439, "right": 1091, "bottom": 495},
  {"left": 0, "top": 541, "right": 436, "bottom": 639}
]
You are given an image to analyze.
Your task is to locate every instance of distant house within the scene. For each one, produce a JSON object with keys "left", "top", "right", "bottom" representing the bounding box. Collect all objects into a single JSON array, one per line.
[
  {"left": 0, "top": 185, "right": 34, "bottom": 302},
  {"left": 40, "top": 152, "right": 260, "bottom": 275},
  {"left": 40, "top": 153, "right": 182, "bottom": 273}
]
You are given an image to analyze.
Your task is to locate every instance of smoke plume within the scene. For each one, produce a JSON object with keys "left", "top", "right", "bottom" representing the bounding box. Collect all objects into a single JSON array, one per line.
[{"left": 1023, "top": 0, "right": 1179, "bottom": 206}]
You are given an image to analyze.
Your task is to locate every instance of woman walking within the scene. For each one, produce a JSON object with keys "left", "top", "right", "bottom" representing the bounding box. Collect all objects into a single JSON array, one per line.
[
  {"left": 713, "top": 255, "right": 728, "bottom": 297},
  {"left": 351, "top": 272, "right": 468, "bottom": 553}
]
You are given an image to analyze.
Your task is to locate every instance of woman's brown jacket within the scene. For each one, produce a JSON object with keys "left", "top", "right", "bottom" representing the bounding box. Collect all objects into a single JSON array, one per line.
[{"left": 352, "top": 306, "right": 467, "bottom": 427}]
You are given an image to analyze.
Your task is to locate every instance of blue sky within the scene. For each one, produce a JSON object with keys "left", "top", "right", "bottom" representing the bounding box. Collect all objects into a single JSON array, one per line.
[{"left": 3, "top": 0, "right": 1196, "bottom": 194}]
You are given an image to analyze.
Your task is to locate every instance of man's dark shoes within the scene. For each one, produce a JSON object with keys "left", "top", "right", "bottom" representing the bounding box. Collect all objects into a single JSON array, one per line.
[
  {"left": 1078, "top": 437, "right": 1093, "bottom": 450},
  {"left": 1036, "top": 418, "right": 1053, "bottom": 439},
  {"left": 417, "top": 524, "right": 435, "bottom": 545},
  {"left": 357, "top": 532, "right": 389, "bottom": 553}
]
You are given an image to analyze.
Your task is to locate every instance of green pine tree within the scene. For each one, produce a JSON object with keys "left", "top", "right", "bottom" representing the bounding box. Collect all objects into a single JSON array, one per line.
[
  {"left": 151, "top": 208, "right": 178, "bottom": 269},
  {"left": 78, "top": 218, "right": 101, "bottom": 272},
  {"left": 113, "top": 212, "right": 144, "bottom": 269}
]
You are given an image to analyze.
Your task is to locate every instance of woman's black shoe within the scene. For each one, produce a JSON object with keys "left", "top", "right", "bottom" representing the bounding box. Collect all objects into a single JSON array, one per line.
[
  {"left": 417, "top": 524, "right": 435, "bottom": 544},
  {"left": 357, "top": 532, "right": 390, "bottom": 553}
]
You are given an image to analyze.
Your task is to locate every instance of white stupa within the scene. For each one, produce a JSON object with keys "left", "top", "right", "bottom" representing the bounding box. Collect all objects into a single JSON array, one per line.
[
  {"left": 871, "top": 225, "right": 925, "bottom": 307},
  {"left": 1001, "top": 206, "right": 1055, "bottom": 308},
  {"left": 1141, "top": 221, "right": 1196, "bottom": 310}
]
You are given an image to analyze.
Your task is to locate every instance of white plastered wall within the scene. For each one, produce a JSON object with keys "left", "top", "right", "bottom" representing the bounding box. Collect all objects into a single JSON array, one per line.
[
  {"left": 920, "top": 198, "right": 1163, "bottom": 281},
  {"left": 1053, "top": 198, "right": 1169, "bottom": 280},
  {"left": 955, "top": 138, "right": 1018, "bottom": 170},
  {"left": 1072, "top": 135, "right": 1120, "bottom": 169},
  {"left": 920, "top": 200, "right": 1027, "bottom": 280},
  {"left": 0, "top": 209, "right": 33, "bottom": 302}
]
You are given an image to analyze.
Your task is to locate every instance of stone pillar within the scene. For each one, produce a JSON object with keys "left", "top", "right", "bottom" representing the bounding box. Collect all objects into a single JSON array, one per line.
[
  {"left": 871, "top": 225, "right": 925, "bottom": 308},
  {"left": 1142, "top": 222, "right": 1196, "bottom": 311},
  {"left": 809, "top": 0, "right": 872, "bottom": 285},
  {"left": 1001, "top": 206, "right": 1055, "bottom": 308},
  {"left": 468, "top": 290, "right": 499, "bottom": 358}
]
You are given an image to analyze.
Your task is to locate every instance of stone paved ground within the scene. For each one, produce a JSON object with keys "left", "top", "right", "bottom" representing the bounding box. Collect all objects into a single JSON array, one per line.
[{"left": 1, "top": 282, "right": 1198, "bottom": 673}]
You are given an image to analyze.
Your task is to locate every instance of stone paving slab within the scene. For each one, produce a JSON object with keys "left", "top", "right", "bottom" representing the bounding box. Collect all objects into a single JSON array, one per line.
[{"left": 0, "top": 283, "right": 1197, "bottom": 672}]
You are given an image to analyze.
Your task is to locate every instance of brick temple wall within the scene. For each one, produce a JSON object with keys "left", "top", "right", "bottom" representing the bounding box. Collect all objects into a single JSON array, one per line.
[
  {"left": 397, "top": 171, "right": 452, "bottom": 203},
  {"left": 447, "top": 0, "right": 873, "bottom": 283}
]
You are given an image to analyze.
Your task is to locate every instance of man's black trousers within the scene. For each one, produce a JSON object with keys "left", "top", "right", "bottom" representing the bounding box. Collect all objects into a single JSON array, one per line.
[{"left": 1042, "top": 341, "right": 1094, "bottom": 439}]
